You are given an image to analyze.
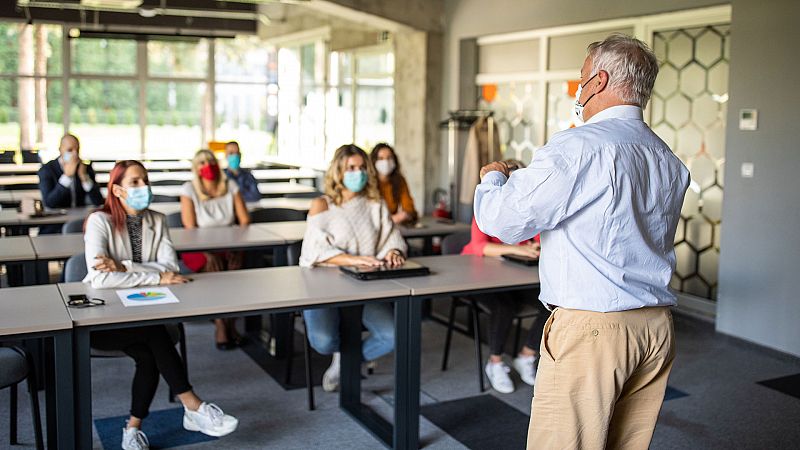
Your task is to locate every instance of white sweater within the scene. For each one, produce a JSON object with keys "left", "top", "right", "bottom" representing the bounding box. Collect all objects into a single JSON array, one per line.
[{"left": 299, "top": 195, "right": 407, "bottom": 267}]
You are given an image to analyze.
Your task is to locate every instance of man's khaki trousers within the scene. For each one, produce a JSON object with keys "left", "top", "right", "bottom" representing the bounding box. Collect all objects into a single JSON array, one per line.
[{"left": 527, "top": 306, "right": 675, "bottom": 450}]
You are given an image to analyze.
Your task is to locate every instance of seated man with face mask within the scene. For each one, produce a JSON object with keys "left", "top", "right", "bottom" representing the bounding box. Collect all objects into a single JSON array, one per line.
[
  {"left": 37, "top": 134, "right": 104, "bottom": 233},
  {"left": 223, "top": 141, "right": 260, "bottom": 203}
]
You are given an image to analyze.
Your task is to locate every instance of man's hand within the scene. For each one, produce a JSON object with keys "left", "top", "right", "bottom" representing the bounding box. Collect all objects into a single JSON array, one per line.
[
  {"left": 480, "top": 161, "right": 510, "bottom": 181},
  {"left": 77, "top": 162, "right": 89, "bottom": 183},
  {"left": 63, "top": 155, "right": 79, "bottom": 177}
]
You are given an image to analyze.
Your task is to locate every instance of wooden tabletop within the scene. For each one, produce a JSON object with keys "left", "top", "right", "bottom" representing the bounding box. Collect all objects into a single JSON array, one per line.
[
  {"left": 169, "top": 225, "right": 285, "bottom": 251},
  {"left": 0, "top": 235, "right": 37, "bottom": 263},
  {"left": 94, "top": 168, "right": 317, "bottom": 184},
  {"left": 0, "top": 285, "right": 72, "bottom": 337},
  {"left": 395, "top": 254, "right": 540, "bottom": 297},
  {"left": 0, "top": 175, "right": 39, "bottom": 186},
  {"left": 60, "top": 266, "right": 410, "bottom": 327},
  {"left": 0, "top": 163, "right": 41, "bottom": 175}
]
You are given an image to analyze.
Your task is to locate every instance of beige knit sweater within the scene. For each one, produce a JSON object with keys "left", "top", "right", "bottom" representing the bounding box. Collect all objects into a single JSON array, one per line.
[{"left": 299, "top": 195, "right": 408, "bottom": 267}]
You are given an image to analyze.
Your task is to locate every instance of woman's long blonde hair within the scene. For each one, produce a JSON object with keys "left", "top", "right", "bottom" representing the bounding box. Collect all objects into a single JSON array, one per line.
[
  {"left": 324, "top": 144, "right": 380, "bottom": 206},
  {"left": 191, "top": 149, "right": 228, "bottom": 201}
]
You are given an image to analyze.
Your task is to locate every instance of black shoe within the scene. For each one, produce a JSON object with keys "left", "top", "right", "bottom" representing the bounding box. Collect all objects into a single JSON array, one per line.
[{"left": 216, "top": 340, "right": 237, "bottom": 351}]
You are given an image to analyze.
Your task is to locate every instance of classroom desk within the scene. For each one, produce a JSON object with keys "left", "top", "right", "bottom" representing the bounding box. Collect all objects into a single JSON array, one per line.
[
  {"left": 94, "top": 168, "right": 317, "bottom": 185},
  {"left": 0, "top": 285, "right": 75, "bottom": 450},
  {"left": 0, "top": 174, "right": 39, "bottom": 187},
  {"left": 92, "top": 160, "right": 192, "bottom": 172},
  {"left": 389, "top": 254, "right": 542, "bottom": 449},
  {"left": 256, "top": 216, "right": 471, "bottom": 245},
  {"left": 0, "top": 163, "right": 41, "bottom": 175},
  {"left": 99, "top": 182, "right": 318, "bottom": 199},
  {"left": 59, "top": 266, "right": 415, "bottom": 449},
  {"left": 0, "top": 235, "right": 38, "bottom": 285},
  {"left": 30, "top": 225, "right": 287, "bottom": 265}
]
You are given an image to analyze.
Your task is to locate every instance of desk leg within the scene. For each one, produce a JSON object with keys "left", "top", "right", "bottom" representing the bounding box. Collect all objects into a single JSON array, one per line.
[
  {"left": 340, "top": 305, "right": 362, "bottom": 408},
  {"left": 394, "top": 296, "right": 421, "bottom": 450},
  {"left": 53, "top": 331, "right": 75, "bottom": 450},
  {"left": 74, "top": 328, "right": 92, "bottom": 450}
]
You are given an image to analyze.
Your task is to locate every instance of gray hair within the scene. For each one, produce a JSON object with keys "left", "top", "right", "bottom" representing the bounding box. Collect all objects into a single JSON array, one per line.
[{"left": 587, "top": 34, "right": 659, "bottom": 108}]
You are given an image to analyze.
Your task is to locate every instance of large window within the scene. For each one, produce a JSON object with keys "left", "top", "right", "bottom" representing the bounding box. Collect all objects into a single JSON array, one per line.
[
  {"left": 277, "top": 39, "right": 395, "bottom": 167},
  {"left": 0, "top": 23, "right": 63, "bottom": 154},
  {"left": 0, "top": 23, "right": 278, "bottom": 162}
]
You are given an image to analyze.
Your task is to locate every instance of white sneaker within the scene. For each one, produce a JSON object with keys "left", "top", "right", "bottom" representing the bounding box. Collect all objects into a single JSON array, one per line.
[
  {"left": 121, "top": 426, "right": 149, "bottom": 450},
  {"left": 485, "top": 361, "right": 515, "bottom": 394},
  {"left": 183, "top": 402, "right": 238, "bottom": 437},
  {"left": 322, "top": 352, "right": 341, "bottom": 392},
  {"left": 513, "top": 355, "right": 538, "bottom": 386}
]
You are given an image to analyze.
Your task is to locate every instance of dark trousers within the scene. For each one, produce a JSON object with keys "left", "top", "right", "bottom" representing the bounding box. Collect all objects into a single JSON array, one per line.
[
  {"left": 90, "top": 325, "right": 192, "bottom": 420},
  {"left": 477, "top": 289, "right": 548, "bottom": 356}
]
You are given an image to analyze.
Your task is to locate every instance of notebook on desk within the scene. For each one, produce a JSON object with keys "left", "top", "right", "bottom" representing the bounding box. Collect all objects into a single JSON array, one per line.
[
  {"left": 340, "top": 260, "right": 430, "bottom": 280},
  {"left": 501, "top": 254, "right": 539, "bottom": 266}
]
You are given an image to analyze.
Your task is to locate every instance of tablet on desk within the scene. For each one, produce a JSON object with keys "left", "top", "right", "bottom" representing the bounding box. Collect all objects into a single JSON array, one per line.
[
  {"left": 502, "top": 254, "right": 539, "bottom": 266},
  {"left": 340, "top": 260, "right": 430, "bottom": 280}
]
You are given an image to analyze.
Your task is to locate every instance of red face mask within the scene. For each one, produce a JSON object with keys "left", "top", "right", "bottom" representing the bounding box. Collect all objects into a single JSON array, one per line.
[{"left": 198, "top": 163, "right": 220, "bottom": 181}]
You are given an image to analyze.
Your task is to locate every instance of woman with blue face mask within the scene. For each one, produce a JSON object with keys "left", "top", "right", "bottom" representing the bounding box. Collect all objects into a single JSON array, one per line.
[
  {"left": 82, "top": 160, "right": 238, "bottom": 450},
  {"left": 299, "top": 144, "right": 407, "bottom": 393}
]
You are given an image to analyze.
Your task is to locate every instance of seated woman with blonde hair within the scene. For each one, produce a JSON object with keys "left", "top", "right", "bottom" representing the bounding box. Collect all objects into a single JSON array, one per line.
[
  {"left": 300, "top": 144, "right": 407, "bottom": 392},
  {"left": 179, "top": 149, "right": 251, "bottom": 350}
]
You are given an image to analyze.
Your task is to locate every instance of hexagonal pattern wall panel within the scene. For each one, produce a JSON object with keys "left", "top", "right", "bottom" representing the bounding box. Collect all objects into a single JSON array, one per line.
[
  {"left": 652, "top": 24, "right": 730, "bottom": 300},
  {"left": 478, "top": 82, "right": 542, "bottom": 164}
]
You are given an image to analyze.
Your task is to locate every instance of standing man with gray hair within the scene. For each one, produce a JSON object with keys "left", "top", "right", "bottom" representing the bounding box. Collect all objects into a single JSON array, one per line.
[{"left": 473, "top": 34, "right": 690, "bottom": 449}]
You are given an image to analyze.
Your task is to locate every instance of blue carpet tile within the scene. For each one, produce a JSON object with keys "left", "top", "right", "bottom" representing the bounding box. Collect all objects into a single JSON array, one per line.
[
  {"left": 757, "top": 373, "right": 800, "bottom": 400},
  {"left": 94, "top": 407, "right": 217, "bottom": 450}
]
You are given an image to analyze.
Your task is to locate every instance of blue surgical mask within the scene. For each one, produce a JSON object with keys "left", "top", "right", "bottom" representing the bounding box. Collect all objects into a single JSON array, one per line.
[
  {"left": 62, "top": 151, "right": 74, "bottom": 163},
  {"left": 573, "top": 73, "right": 598, "bottom": 124},
  {"left": 343, "top": 170, "right": 368, "bottom": 193},
  {"left": 227, "top": 154, "right": 241, "bottom": 171},
  {"left": 124, "top": 186, "right": 153, "bottom": 211}
]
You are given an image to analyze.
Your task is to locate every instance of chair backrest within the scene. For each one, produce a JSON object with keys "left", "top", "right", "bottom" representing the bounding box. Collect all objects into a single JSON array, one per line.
[
  {"left": 441, "top": 230, "right": 471, "bottom": 256},
  {"left": 20, "top": 149, "right": 41, "bottom": 163},
  {"left": 62, "top": 218, "right": 85, "bottom": 234},
  {"left": 166, "top": 211, "right": 183, "bottom": 228},
  {"left": 152, "top": 194, "right": 180, "bottom": 203},
  {"left": 249, "top": 207, "right": 307, "bottom": 223},
  {"left": 285, "top": 192, "right": 322, "bottom": 199},
  {"left": 64, "top": 253, "right": 88, "bottom": 282}
]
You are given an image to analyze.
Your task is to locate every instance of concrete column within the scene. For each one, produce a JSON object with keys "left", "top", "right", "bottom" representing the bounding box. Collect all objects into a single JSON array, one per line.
[{"left": 394, "top": 30, "right": 443, "bottom": 214}]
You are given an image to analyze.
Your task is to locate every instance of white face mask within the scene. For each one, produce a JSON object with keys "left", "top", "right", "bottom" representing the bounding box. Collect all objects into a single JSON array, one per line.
[
  {"left": 375, "top": 159, "right": 396, "bottom": 176},
  {"left": 573, "top": 73, "right": 598, "bottom": 125}
]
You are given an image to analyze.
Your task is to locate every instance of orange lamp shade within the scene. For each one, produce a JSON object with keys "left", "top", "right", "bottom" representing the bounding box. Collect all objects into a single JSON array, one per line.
[
  {"left": 481, "top": 84, "right": 498, "bottom": 103},
  {"left": 208, "top": 141, "right": 226, "bottom": 152},
  {"left": 567, "top": 80, "right": 581, "bottom": 98}
]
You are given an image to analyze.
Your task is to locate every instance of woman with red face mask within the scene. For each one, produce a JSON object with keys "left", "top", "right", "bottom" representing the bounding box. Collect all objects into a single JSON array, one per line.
[{"left": 179, "top": 149, "right": 251, "bottom": 350}]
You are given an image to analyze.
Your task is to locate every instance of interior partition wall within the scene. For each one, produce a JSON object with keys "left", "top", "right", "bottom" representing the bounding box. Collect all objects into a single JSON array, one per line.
[{"left": 471, "top": 5, "right": 731, "bottom": 309}]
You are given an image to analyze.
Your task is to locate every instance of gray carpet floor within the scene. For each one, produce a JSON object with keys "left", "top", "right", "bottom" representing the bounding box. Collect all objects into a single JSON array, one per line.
[{"left": 1, "top": 310, "right": 799, "bottom": 449}]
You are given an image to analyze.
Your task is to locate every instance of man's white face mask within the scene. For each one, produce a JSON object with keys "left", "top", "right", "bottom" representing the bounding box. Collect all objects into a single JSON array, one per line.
[{"left": 573, "top": 73, "right": 598, "bottom": 125}]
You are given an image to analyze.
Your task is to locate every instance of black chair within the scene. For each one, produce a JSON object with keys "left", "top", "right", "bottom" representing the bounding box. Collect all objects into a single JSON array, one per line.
[
  {"left": 20, "top": 150, "right": 41, "bottom": 164},
  {"left": 165, "top": 212, "right": 183, "bottom": 228},
  {"left": 64, "top": 253, "right": 188, "bottom": 402},
  {"left": 249, "top": 207, "right": 307, "bottom": 223},
  {"left": 0, "top": 345, "right": 43, "bottom": 449},
  {"left": 152, "top": 194, "right": 180, "bottom": 203},
  {"left": 284, "top": 192, "right": 321, "bottom": 199},
  {"left": 0, "top": 151, "right": 15, "bottom": 164},
  {"left": 439, "top": 231, "right": 541, "bottom": 392},
  {"left": 61, "top": 218, "right": 84, "bottom": 234}
]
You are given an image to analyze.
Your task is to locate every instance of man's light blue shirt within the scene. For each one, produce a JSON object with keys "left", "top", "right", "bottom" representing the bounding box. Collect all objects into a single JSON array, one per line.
[{"left": 474, "top": 105, "right": 690, "bottom": 312}]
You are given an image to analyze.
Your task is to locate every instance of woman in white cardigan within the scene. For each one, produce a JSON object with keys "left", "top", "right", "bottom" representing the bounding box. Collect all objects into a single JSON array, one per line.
[
  {"left": 83, "top": 160, "right": 237, "bottom": 450},
  {"left": 300, "top": 144, "right": 407, "bottom": 393}
]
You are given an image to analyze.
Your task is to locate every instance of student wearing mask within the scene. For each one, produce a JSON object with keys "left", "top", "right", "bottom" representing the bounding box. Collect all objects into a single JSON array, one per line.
[
  {"left": 223, "top": 141, "right": 261, "bottom": 203},
  {"left": 180, "top": 149, "right": 251, "bottom": 350},
  {"left": 84, "top": 160, "right": 238, "bottom": 450},
  {"left": 370, "top": 143, "right": 418, "bottom": 225},
  {"left": 300, "top": 144, "right": 407, "bottom": 392},
  {"left": 462, "top": 159, "right": 549, "bottom": 394},
  {"left": 38, "top": 134, "right": 104, "bottom": 232}
]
